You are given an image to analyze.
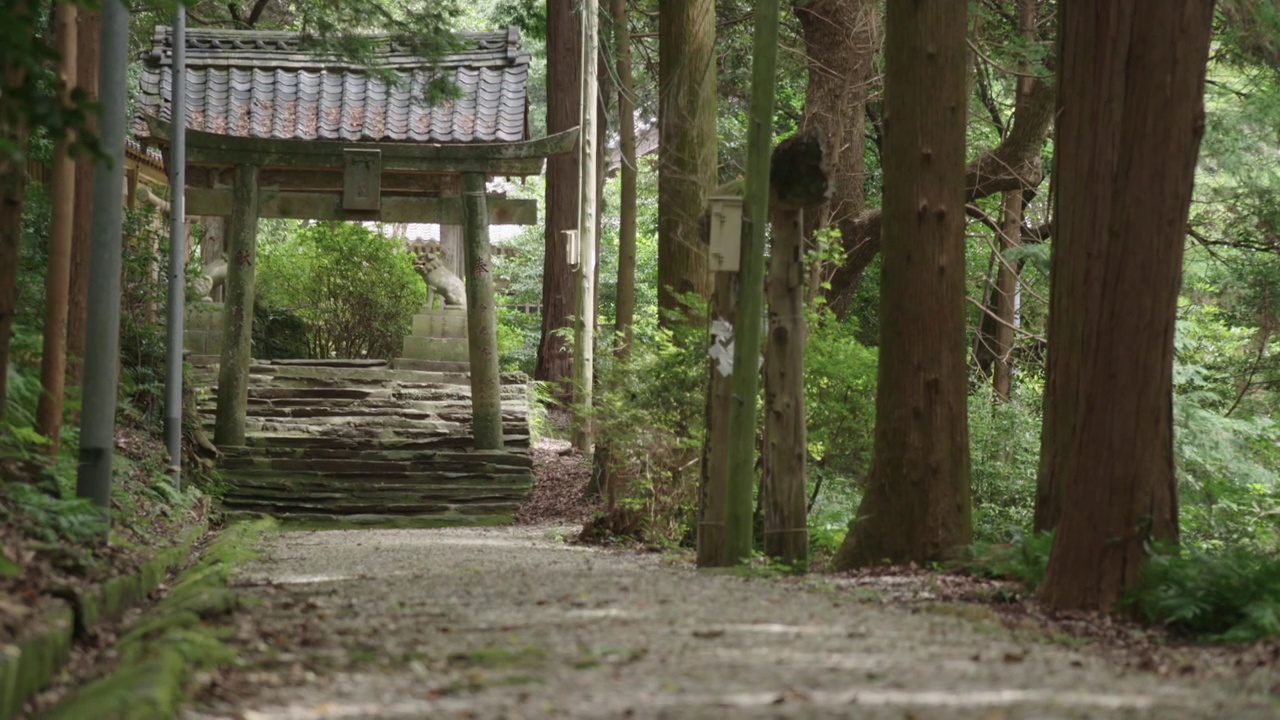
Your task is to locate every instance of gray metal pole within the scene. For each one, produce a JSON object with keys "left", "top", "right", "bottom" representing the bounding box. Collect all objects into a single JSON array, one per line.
[
  {"left": 164, "top": 9, "right": 187, "bottom": 488},
  {"left": 76, "top": 0, "right": 129, "bottom": 511}
]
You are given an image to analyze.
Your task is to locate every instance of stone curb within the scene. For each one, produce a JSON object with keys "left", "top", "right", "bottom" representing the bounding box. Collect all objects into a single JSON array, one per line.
[
  {"left": 0, "top": 520, "right": 209, "bottom": 720},
  {"left": 43, "top": 520, "right": 271, "bottom": 720}
]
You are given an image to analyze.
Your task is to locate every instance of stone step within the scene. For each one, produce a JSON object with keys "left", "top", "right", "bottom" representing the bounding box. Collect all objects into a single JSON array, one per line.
[
  {"left": 220, "top": 446, "right": 533, "bottom": 468},
  {"left": 391, "top": 358, "right": 470, "bottom": 373},
  {"left": 220, "top": 496, "right": 523, "bottom": 516},
  {"left": 219, "top": 456, "right": 536, "bottom": 475},
  {"left": 223, "top": 434, "right": 532, "bottom": 453}
]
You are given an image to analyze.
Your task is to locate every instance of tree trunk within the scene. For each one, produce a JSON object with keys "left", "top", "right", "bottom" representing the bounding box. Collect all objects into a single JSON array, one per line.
[
  {"left": 534, "top": 0, "right": 581, "bottom": 395},
  {"left": 764, "top": 203, "right": 808, "bottom": 566},
  {"left": 1037, "top": 0, "right": 1213, "bottom": 612},
  {"left": 66, "top": 5, "right": 100, "bottom": 385},
  {"left": 833, "top": 0, "right": 972, "bottom": 568},
  {"left": 795, "top": 0, "right": 877, "bottom": 294},
  {"left": 656, "top": 0, "right": 716, "bottom": 322},
  {"left": 992, "top": 190, "right": 1021, "bottom": 401},
  {"left": 0, "top": 0, "right": 32, "bottom": 418},
  {"left": 612, "top": 0, "right": 637, "bottom": 358},
  {"left": 35, "top": 0, "right": 78, "bottom": 449}
]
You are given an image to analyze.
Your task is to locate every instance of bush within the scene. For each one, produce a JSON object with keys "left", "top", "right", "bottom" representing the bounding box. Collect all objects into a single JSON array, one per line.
[
  {"left": 256, "top": 222, "right": 427, "bottom": 359},
  {"left": 1128, "top": 548, "right": 1280, "bottom": 641},
  {"left": 591, "top": 302, "right": 708, "bottom": 545},
  {"left": 968, "top": 390, "right": 1041, "bottom": 544},
  {"left": 959, "top": 531, "right": 1054, "bottom": 592}
]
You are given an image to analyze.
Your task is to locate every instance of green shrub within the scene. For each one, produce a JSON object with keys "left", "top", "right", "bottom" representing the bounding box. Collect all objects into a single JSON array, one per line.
[
  {"left": 968, "top": 390, "right": 1041, "bottom": 544},
  {"left": 959, "top": 531, "right": 1054, "bottom": 591},
  {"left": 592, "top": 302, "right": 708, "bottom": 545},
  {"left": 256, "top": 222, "right": 427, "bottom": 359},
  {"left": 1128, "top": 548, "right": 1280, "bottom": 641},
  {"left": 804, "top": 310, "right": 877, "bottom": 486}
]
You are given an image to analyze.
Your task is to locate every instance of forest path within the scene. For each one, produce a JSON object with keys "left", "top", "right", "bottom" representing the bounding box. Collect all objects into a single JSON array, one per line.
[{"left": 184, "top": 526, "right": 1275, "bottom": 720}]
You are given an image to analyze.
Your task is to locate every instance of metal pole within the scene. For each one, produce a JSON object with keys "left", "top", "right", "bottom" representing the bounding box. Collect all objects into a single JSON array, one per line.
[
  {"left": 571, "top": 0, "right": 598, "bottom": 455},
  {"left": 164, "top": 9, "right": 187, "bottom": 488},
  {"left": 75, "top": 0, "right": 129, "bottom": 512}
]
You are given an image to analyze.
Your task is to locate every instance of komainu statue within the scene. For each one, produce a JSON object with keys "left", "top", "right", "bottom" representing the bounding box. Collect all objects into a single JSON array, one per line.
[
  {"left": 186, "top": 257, "right": 228, "bottom": 302},
  {"left": 409, "top": 241, "right": 467, "bottom": 307}
]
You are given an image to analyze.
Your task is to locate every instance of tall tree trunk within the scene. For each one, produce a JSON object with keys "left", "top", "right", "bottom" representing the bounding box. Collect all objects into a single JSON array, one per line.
[
  {"left": 795, "top": 0, "right": 877, "bottom": 263},
  {"left": 67, "top": 6, "right": 100, "bottom": 385},
  {"left": 612, "top": 0, "right": 637, "bottom": 359},
  {"left": 991, "top": 190, "right": 1022, "bottom": 401},
  {"left": 991, "top": 0, "right": 1038, "bottom": 401},
  {"left": 534, "top": 0, "right": 582, "bottom": 394},
  {"left": 656, "top": 0, "right": 716, "bottom": 322},
  {"left": 833, "top": 0, "right": 972, "bottom": 568},
  {"left": 35, "top": 0, "right": 78, "bottom": 449},
  {"left": 1037, "top": 0, "right": 1214, "bottom": 612},
  {"left": 0, "top": 0, "right": 32, "bottom": 417}
]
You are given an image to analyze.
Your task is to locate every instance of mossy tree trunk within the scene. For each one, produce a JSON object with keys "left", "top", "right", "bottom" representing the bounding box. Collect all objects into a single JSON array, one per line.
[
  {"left": 833, "top": 0, "right": 972, "bottom": 569},
  {"left": 1037, "top": 0, "right": 1213, "bottom": 612}
]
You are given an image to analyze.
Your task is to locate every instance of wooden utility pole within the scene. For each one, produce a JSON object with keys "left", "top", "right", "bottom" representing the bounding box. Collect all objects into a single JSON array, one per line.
[
  {"left": 723, "top": 0, "right": 782, "bottom": 564},
  {"left": 571, "top": 0, "right": 599, "bottom": 455},
  {"left": 698, "top": 247, "right": 737, "bottom": 567},
  {"left": 462, "top": 171, "right": 505, "bottom": 449},
  {"left": 213, "top": 164, "right": 261, "bottom": 446},
  {"left": 35, "top": 0, "right": 77, "bottom": 450}
]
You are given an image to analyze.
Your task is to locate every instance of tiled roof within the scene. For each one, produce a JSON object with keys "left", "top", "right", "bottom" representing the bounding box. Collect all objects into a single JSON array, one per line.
[{"left": 136, "top": 26, "right": 529, "bottom": 144}]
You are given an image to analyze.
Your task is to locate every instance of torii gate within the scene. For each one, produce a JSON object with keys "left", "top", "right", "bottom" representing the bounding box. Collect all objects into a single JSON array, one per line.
[{"left": 136, "top": 26, "right": 576, "bottom": 450}]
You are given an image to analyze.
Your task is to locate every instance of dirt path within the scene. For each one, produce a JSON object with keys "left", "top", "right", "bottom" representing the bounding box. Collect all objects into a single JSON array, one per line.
[{"left": 184, "top": 526, "right": 1277, "bottom": 719}]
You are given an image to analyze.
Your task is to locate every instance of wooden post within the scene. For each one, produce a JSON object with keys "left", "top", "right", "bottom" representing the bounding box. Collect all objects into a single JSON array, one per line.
[
  {"left": 698, "top": 269, "right": 737, "bottom": 566},
  {"left": 572, "top": 0, "right": 600, "bottom": 456},
  {"left": 763, "top": 202, "right": 808, "bottom": 567},
  {"left": 462, "top": 172, "right": 504, "bottom": 449},
  {"left": 214, "top": 163, "right": 260, "bottom": 446}
]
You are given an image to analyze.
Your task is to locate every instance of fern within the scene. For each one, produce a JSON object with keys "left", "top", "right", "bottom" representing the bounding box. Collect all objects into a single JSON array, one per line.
[{"left": 1128, "top": 548, "right": 1280, "bottom": 641}]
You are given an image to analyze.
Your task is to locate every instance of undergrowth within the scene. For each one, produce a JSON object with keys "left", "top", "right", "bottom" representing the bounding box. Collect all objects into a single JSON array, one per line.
[{"left": 1127, "top": 547, "right": 1280, "bottom": 642}]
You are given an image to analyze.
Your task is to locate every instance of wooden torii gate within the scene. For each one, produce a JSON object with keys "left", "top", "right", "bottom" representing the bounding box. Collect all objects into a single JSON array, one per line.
[{"left": 136, "top": 26, "right": 576, "bottom": 450}]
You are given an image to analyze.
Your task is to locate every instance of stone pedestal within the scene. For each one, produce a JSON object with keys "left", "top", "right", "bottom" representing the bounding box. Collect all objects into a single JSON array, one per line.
[
  {"left": 397, "top": 305, "right": 469, "bottom": 365},
  {"left": 184, "top": 302, "right": 225, "bottom": 358}
]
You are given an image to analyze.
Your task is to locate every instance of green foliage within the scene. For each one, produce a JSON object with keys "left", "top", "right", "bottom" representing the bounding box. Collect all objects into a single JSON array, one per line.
[
  {"left": 804, "top": 309, "right": 877, "bottom": 485},
  {"left": 960, "top": 532, "right": 1054, "bottom": 592},
  {"left": 968, "top": 390, "right": 1042, "bottom": 544},
  {"left": 256, "top": 221, "right": 427, "bottom": 359},
  {"left": 592, "top": 301, "right": 708, "bottom": 545},
  {"left": 1128, "top": 548, "right": 1280, "bottom": 641}
]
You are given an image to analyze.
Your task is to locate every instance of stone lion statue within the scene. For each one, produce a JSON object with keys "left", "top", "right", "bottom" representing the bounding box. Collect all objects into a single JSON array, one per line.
[
  {"left": 186, "top": 257, "right": 228, "bottom": 302},
  {"left": 409, "top": 241, "right": 467, "bottom": 307}
]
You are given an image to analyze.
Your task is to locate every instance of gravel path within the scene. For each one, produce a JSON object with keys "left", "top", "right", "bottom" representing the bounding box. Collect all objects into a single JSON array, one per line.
[{"left": 185, "top": 526, "right": 1277, "bottom": 720}]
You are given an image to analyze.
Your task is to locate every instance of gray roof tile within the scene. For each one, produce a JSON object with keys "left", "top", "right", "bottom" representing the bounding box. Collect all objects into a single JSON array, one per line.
[{"left": 135, "top": 26, "right": 529, "bottom": 144}]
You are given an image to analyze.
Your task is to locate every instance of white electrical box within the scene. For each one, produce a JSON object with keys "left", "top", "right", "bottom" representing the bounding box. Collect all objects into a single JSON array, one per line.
[
  {"left": 708, "top": 195, "right": 743, "bottom": 273},
  {"left": 563, "top": 229, "right": 580, "bottom": 269}
]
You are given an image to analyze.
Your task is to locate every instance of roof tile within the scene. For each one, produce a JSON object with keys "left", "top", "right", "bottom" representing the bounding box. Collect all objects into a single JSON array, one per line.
[{"left": 136, "top": 26, "right": 529, "bottom": 144}]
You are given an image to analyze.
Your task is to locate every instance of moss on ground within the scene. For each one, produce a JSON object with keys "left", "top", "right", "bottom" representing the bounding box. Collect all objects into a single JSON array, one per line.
[{"left": 46, "top": 520, "right": 273, "bottom": 720}]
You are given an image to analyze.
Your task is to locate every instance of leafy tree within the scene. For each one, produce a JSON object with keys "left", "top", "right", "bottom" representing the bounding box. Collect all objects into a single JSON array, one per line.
[{"left": 255, "top": 222, "right": 427, "bottom": 360}]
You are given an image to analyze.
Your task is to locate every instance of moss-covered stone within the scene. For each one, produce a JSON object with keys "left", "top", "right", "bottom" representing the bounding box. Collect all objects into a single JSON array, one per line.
[
  {"left": 0, "top": 603, "right": 74, "bottom": 720},
  {"left": 46, "top": 520, "right": 272, "bottom": 719}
]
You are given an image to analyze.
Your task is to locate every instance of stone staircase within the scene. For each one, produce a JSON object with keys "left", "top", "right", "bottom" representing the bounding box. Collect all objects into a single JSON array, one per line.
[{"left": 191, "top": 359, "right": 534, "bottom": 527}]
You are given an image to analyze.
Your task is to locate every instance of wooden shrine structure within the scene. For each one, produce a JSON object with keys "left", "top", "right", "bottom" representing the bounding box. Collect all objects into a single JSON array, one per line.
[{"left": 135, "top": 26, "right": 576, "bottom": 451}]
